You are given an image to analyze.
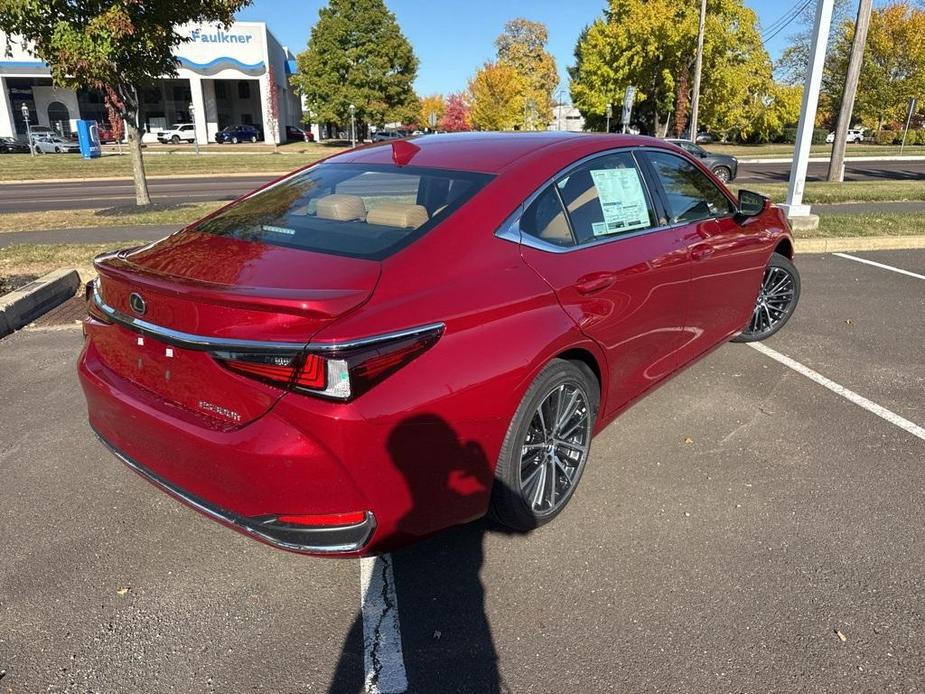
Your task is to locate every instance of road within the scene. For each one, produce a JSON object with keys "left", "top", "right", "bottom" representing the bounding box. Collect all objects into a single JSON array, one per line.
[
  {"left": 1, "top": 158, "right": 924, "bottom": 213},
  {"left": 1, "top": 249, "right": 923, "bottom": 693}
]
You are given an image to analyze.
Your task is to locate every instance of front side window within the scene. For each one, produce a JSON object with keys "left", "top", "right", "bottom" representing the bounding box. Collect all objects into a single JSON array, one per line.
[
  {"left": 646, "top": 151, "right": 734, "bottom": 224},
  {"left": 193, "top": 164, "right": 492, "bottom": 260}
]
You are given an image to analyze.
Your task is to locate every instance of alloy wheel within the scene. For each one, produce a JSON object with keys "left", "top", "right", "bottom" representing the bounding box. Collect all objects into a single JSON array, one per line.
[
  {"left": 713, "top": 166, "right": 731, "bottom": 182},
  {"left": 519, "top": 383, "right": 591, "bottom": 515},
  {"left": 745, "top": 264, "right": 795, "bottom": 337}
]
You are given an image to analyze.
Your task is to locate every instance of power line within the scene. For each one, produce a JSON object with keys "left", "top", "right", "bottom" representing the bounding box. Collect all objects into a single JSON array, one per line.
[
  {"left": 761, "top": 0, "right": 814, "bottom": 44},
  {"left": 760, "top": 0, "right": 806, "bottom": 36}
]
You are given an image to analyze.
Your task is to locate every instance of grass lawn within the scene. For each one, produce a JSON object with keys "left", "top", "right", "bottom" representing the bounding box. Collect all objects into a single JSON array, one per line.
[
  {"left": 811, "top": 213, "right": 925, "bottom": 238},
  {"left": 0, "top": 142, "right": 347, "bottom": 181},
  {"left": 0, "top": 202, "right": 223, "bottom": 233},
  {"left": 707, "top": 143, "right": 922, "bottom": 158},
  {"left": 0, "top": 241, "right": 144, "bottom": 279},
  {"left": 730, "top": 180, "right": 925, "bottom": 204}
]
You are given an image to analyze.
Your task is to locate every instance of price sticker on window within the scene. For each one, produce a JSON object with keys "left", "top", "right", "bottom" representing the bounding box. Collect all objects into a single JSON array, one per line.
[{"left": 589, "top": 168, "right": 650, "bottom": 236}]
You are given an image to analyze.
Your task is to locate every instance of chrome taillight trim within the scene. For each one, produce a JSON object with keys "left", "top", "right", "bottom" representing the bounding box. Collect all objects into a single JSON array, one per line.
[{"left": 91, "top": 279, "right": 445, "bottom": 354}]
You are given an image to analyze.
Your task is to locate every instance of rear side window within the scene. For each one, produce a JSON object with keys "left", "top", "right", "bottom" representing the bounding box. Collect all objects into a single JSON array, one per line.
[
  {"left": 645, "top": 151, "right": 734, "bottom": 224},
  {"left": 193, "top": 163, "right": 493, "bottom": 260},
  {"left": 520, "top": 151, "right": 656, "bottom": 248}
]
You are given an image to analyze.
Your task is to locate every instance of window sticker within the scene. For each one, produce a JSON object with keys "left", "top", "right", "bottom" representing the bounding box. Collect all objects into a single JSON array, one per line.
[{"left": 589, "top": 168, "right": 650, "bottom": 236}]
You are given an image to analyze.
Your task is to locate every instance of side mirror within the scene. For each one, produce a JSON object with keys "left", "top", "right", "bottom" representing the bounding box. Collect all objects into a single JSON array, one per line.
[{"left": 736, "top": 189, "right": 768, "bottom": 219}]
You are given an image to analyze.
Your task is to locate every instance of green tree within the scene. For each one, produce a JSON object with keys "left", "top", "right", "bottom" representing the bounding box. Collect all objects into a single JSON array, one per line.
[
  {"left": 822, "top": 2, "right": 925, "bottom": 132},
  {"left": 293, "top": 0, "right": 418, "bottom": 138},
  {"left": 495, "top": 18, "right": 558, "bottom": 129},
  {"left": 569, "top": 0, "right": 783, "bottom": 141},
  {"left": 0, "top": 0, "right": 250, "bottom": 205},
  {"left": 468, "top": 61, "right": 524, "bottom": 131}
]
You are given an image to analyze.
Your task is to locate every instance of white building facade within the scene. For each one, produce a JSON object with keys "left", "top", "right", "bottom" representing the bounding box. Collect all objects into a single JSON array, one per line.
[{"left": 0, "top": 21, "right": 302, "bottom": 144}]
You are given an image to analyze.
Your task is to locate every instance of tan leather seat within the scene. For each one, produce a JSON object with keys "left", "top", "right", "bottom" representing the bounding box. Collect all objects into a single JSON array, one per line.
[
  {"left": 316, "top": 194, "right": 366, "bottom": 221},
  {"left": 366, "top": 202, "right": 429, "bottom": 229},
  {"left": 538, "top": 208, "right": 572, "bottom": 244}
]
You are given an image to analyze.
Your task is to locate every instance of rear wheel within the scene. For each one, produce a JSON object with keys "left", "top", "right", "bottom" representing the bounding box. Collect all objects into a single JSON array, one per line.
[
  {"left": 733, "top": 253, "right": 801, "bottom": 342},
  {"left": 250, "top": 135, "right": 257, "bottom": 143},
  {"left": 490, "top": 359, "right": 598, "bottom": 531},
  {"left": 712, "top": 165, "right": 732, "bottom": 183}
]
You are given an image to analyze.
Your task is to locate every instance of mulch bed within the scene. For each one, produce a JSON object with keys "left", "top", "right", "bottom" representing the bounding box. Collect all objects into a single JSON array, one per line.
[{"left": 0, "top": 274, "right": 39, "bottom": 296}]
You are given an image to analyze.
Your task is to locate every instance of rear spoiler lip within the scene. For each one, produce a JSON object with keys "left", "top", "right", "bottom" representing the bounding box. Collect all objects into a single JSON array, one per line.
[
  {"left": 93, "top": 249, "right": 378, "bottom": 320},
  {"left": 90, "top": 279, "right": 444, "bottom": 355}
]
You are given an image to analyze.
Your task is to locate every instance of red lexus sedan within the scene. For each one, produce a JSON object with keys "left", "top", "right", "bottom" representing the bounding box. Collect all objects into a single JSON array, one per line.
[{"left": 79, "top": 133, "right": 799, "bottom": 555}]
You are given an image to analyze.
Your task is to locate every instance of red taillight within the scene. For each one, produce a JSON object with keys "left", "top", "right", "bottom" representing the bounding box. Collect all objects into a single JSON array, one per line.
[
  {"left": 212, "top": 324, "right": 443, "bottom": 401},
  {"left": 220, "top": 352, "right": 326, "bottom": 390}
]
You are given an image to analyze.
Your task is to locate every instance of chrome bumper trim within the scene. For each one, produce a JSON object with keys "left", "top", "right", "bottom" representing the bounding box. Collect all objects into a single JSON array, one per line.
[{"left": 93, "top": 428, "right": 376, "bottom": 554}]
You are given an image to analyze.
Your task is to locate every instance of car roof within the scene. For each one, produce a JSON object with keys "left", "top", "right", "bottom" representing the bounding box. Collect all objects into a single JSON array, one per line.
[{"left": 328, "top": 131, "right": 670, "bottom": 174}]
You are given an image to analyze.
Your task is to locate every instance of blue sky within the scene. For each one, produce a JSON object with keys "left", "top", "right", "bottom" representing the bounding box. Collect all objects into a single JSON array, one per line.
[{"left": 237, "top": 0, "right": 810, "bottom": 96}]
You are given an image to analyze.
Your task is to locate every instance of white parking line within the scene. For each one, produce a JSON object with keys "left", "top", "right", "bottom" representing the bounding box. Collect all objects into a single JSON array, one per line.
[
  {"left": 749, "top": 342, "right": 925, "bottom": 442},
  {"left": 360, "top": 554, "right": 408, "bottom": 694},
  {"left": 832, "top": 252, "right": 925, "bottom": 280}
]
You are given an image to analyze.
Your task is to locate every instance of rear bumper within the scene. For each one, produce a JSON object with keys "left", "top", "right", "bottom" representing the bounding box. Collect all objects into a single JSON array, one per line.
[{"left": 94, "top": 429, "right": 376, "bottom": 553}]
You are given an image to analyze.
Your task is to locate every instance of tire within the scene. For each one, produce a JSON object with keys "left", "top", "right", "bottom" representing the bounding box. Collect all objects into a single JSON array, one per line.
[
  {"left": 54, "top": 147, "right": 61, "bottom": 153},
  {"left": 232, "top": 136, "right": 239, "bottom": 144},
  {"left": 712, "top": 166, "right": 732, "bottom": 183},
  {"left": 250, "top": 135, "right": 257, "bottom": 143},
  {"left": 733, "top": 252, "right": 801, "bottom": 343},
  {"left": 489, "top": 359, "right": 599, "bottom": 531},
  {"left": 171, "top": 135, "right": 180, "bottom": 144}
]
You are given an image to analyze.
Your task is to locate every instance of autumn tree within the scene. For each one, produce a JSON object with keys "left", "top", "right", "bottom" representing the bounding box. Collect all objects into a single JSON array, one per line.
[
  {"left": 440, "top": 92, "right": 471, "bottom": 132},
  {"left": 569, "top": 0, "right": 790, "bottom": 141},
  {"left": 468, "top": 62, "right": 524, "bottom": 131},
  {"left": 495, "top": 18, "right": 558, "bottom": 129},
  {"left": 419, "top": 93, "right": 445, "bottom": 130},
  {"left": 293, "top": 0, "right": 419, "bottom": 139},
  {"left": 0, "top": 0, "right": 250, "bottom": 205},
  {"left": 822, "top": 2, "right": 925, "bottom": 132}
]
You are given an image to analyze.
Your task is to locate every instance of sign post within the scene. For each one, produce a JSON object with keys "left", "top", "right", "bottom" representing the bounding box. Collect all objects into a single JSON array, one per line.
[
  {"left": 621, "top": 86, "right": 636, "bottom": 134},
  {"left": 900, "top": 97, "right": 917, "bottom": 156},
  {"left": 605, "top": 103, "right": 612, "bottom": 133}
]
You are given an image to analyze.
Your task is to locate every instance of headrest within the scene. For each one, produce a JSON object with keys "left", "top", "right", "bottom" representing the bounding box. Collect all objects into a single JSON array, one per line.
[
  {"left": 366, "top": 202, "right": 429, "bottom": 229},
  {"left": 316, "top": 194, "right": 366, "bottom": 221}
]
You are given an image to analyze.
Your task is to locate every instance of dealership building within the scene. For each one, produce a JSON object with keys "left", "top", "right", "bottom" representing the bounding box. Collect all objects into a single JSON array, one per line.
[{"left": 0, "top": 21, "right": 303, "bottom": 144}]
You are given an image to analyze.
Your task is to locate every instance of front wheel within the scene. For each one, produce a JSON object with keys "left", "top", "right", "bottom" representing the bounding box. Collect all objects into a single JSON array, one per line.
[
  {"left": 712, "top": 166, "right": 732, "bottom": 183},
  {"left": 490, "top": 359, "right": 598, "bottom": 531},
  {"left": 232, "top": 136, "right": 239, "bottom": 144},
  {"left": 171, "top": 135, "right": 180, "bottom": 144},
  {"left": 733, "top": 253, "right": 801, "bottom": 342}
]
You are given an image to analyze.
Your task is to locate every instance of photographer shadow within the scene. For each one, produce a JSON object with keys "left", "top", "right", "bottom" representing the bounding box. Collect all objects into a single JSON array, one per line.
[{"left": 328, "top": 414, "right": 534, "bottom": 694}]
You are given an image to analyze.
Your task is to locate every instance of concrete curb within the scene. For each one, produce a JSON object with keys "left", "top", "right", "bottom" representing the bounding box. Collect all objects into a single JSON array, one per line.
[
  {"left": 796, "top": 235, "right": 925, "bottom": 254},
  {"left": 0, "top": 268, "right": 80, "bottom": 338}
]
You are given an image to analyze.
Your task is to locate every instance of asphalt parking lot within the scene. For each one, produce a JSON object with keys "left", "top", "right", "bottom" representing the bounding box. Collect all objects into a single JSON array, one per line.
[{"left": 1, "top": 249, "right": 923, "bottom": 693}]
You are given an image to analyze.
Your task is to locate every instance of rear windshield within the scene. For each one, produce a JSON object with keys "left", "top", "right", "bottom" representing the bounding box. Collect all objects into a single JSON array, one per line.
[{"left": 192, "top": 163, "right": 493, "bottom": 260}]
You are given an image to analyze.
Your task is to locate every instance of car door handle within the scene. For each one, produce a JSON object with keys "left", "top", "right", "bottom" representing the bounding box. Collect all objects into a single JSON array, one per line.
[
  {"left": 576, "top": 273, "right": 616, "bottom": 294},
  {"left": 691, "top": 243, "right": 715, "bottom": 261}
]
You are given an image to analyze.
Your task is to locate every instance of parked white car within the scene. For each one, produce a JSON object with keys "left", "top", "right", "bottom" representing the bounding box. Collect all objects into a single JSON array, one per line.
[
  {"left": 157, "top": 123, "right": 197, "bottom": 144},
  {"left": 826, "top": 128, "right": 866, "bottom": 144},
  {"left": 31, "top": 135, "right": 80, "bottom": 154}
]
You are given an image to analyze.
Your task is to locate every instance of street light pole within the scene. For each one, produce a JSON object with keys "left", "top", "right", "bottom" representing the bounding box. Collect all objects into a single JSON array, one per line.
[
  {"left": 688, "top": 0, "right": 707, "bottom": 142},
  {"left": 21, "top": 103, "right": 34, "bottom": 158},
  {"left": 188, "top": 102, "right": 200, "bottom": 155},
  {"left": 556, "top": 89, "right": 565, "bottom": 131},
  {"left": 349, "top": 104, "right": 356, "bottom": 147}
]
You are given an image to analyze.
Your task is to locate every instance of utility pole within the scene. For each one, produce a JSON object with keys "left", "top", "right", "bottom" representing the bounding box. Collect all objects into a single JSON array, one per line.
[
  {"left": 828, "top": 0, "right": 873, "bottom": 182},
  {"left": 688, "top": 0, "right": 707, "bottom": 141}
]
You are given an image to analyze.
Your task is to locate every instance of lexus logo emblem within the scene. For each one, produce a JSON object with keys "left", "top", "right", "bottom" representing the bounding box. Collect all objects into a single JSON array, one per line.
[{"left": 129, "top": 292, "right": 147, "bottom": 315}]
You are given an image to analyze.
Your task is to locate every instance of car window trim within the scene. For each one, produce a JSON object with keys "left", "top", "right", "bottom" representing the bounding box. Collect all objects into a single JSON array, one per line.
[
  {"left": 636, "top": 149, "right": 738, "bottom": 225},
  {"left": 496, "top": 146, "right": 678, "bottom": 254}
]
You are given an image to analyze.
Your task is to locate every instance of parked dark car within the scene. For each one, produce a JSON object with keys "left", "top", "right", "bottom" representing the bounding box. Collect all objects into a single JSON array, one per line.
[
  {"left": 0, "top": 136, "right": 30, "bottom": 153},
  {"left": 666, "top": 139, "right": 738, "bottom": 183},
  {"left": 215, "top": 124, "right": 262, "bottom": 144},
  {"left": 285, "top": 125, "right": 315, "bottom": 143}
]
